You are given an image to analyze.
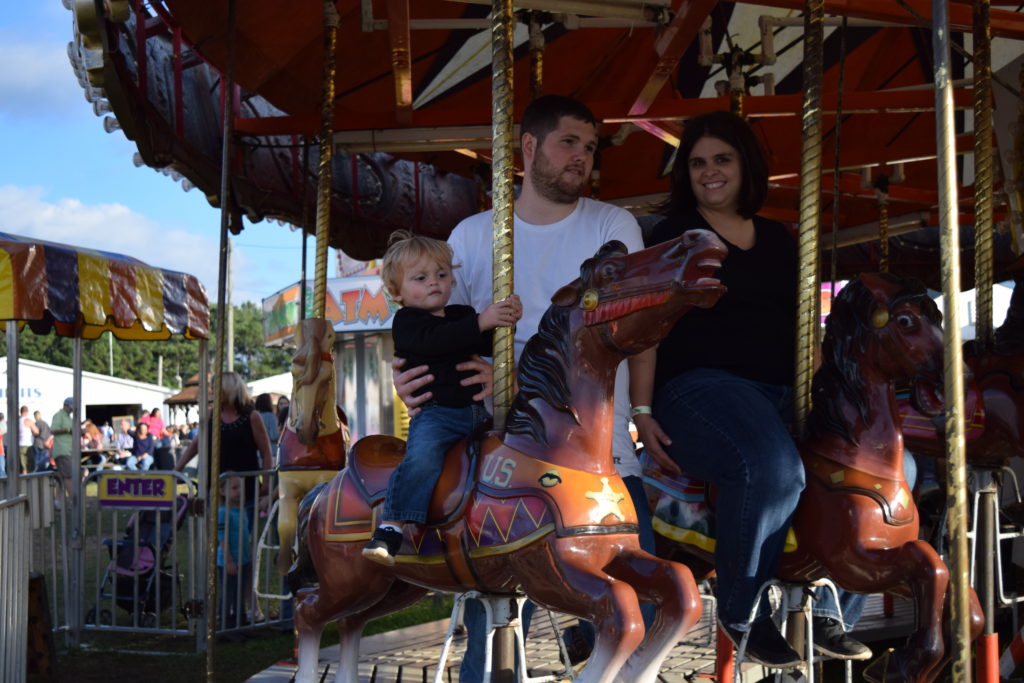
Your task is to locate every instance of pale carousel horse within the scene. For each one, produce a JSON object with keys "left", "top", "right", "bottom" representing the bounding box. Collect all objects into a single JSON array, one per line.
[
  {"left": 644, "top": 273, "right": 983, "bottom": 682},
  {"left": 288, "top": 231, "right": 728, "bottom": 683},
  {"left": 276, "top": 318, "right": 348, "bottom": 574}
]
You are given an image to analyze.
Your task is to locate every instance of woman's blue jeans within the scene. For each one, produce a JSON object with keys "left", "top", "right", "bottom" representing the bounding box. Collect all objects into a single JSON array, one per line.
[
  {"left": 384, "top": 402, "right": 489, "bottom": 523},
  {"left": 654, "top": 368, "right": 804, "bottom": 632}
]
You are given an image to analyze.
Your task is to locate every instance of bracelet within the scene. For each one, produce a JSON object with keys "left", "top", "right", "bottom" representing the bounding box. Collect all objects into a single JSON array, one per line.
[{"left": 630, "top": 405, "right": 652, "bottom": 417}]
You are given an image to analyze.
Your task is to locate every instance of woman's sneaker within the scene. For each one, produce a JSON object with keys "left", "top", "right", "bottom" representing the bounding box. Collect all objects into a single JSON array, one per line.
[{"left": 362, "top": 527, "right": 403, "bottom": 566}]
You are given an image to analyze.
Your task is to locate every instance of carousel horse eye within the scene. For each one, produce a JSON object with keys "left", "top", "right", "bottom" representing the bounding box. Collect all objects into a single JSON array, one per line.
[
  {"left": 895, "top": 313, "right": 914, "bottom": 328},
  {"left": 872, "top": 307, "right": 890, "bottom": 328},
  {"left": 580, "top": 289, "right": 600, "bottom": 311}
]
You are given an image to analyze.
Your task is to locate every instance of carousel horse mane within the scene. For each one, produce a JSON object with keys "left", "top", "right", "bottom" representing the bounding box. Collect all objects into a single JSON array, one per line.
[
  {"left": 291, "top": 323, "right": 330, "bottom": 389},
  {"left": 809, "top": 273, "right": 941, "bottom": 446},
  {"left": 505, "top": 304, "right": 575, "bottom": 445},
  {"left": 505, "top": 240, "right": 629, "bottom": 446}
]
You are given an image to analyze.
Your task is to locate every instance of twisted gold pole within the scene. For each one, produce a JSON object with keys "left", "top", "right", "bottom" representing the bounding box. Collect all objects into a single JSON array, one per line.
[
  {"left": 933, "top": 0, "right": 971, "bottom": 679},
  {"left": 974, "top": 0, "right": 994, "bottom": 350},
  {"left": 491, "top": 0, "right": 515, "bottom": 429},
  {"left": 794, "top": 0, "right": 824, "bottom": 435},
  {"left": 314, "top": 1, "right": 340, "bottom": 319},
  {"left": 529, "top": 12, "right": 543, "bottom": 101},
  {"left": 878, "top": 192, "right": 890, "bottom": 273}
]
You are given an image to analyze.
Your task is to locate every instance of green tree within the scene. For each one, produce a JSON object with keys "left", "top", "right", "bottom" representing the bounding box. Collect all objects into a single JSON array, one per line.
[{"left": 0, "top": 300, "right": 290, "bottom": 387}]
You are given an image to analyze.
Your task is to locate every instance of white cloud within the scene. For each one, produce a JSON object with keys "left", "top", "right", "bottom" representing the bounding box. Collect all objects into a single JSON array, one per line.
[
  {"left": 0, "top": 185, "right": 220, "bottom": 299},
  {"left": 0, "top": 36, "right": 85, "bottom": 119}
]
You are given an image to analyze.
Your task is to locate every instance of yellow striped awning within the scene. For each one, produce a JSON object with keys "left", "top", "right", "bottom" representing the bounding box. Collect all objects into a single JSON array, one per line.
[{"left": 0, "top": 232, "right": 209, "bottom": 340}]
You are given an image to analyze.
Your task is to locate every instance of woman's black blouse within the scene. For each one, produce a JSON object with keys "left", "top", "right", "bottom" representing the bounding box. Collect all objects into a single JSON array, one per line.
[{"left": 647, "top": 208, "right": 798, "bottom": 391}]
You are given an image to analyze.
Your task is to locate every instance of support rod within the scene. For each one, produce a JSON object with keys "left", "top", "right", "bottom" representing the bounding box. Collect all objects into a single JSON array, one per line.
[
  {"left": 794, "top": 0, "right": 824, "bottom": 435},
  {"left": 314, "top": 1, "right": 340, "bottom": 318},
  {"left": 490, "top": 0, "right": 515, "bottom": 431},
  {"left": 207, "top": 0, "right": 236, "bottom": 676},
  {"left": 974, "top": 0, "right": 995, "bottom": 350},
  {"left": 933, "top": 0, "right": 971, "bottom": 679}
]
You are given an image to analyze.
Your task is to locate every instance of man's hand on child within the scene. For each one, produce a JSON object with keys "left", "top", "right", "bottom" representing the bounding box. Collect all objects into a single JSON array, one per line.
[
  {"left": 392, "top": 357, "right": 433, "bottom": 416},
  {"left": 478, "top": 294, "right": 523, "bottom": 331},
  {"left": 457, "top": 355, "right": 493, "bottom": 401}
]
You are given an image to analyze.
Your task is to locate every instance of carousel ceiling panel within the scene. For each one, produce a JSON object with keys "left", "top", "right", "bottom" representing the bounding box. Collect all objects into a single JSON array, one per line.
[{"left": 73, "top": 0, "right": 1024, "bottom": 277}]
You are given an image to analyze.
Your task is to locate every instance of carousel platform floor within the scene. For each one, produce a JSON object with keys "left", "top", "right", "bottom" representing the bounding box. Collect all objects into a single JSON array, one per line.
[{"left": 248, "top": 592, "right": 913, "bottom": 683}]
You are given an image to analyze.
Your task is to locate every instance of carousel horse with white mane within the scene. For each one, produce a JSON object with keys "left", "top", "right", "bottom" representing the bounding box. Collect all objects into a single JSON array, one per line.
[
  {"left": 276, "top": 318, "right": 348, "bottom": 574},
  {"left": 288, "top": 231, "right": 727, "bottom": 683},
  {"left": 644, "top": 272, "right": 982, "bottom": 682}
]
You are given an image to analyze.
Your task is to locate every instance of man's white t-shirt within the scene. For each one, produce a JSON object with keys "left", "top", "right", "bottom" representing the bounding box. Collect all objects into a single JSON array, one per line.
[{"left": 447, "top": 197, "right": 643, "bottom": 477}]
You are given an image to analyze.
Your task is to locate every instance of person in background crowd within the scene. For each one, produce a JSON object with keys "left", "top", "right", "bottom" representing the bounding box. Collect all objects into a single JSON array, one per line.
[
  {"left": 146, "top": 407, "right": 166, "bottom": 439},
  {"left": 19, "top": 405, "right": 39, "bottom": 474},
  {"left": 33, "top": 411, "right": 53, "bottom": 472},
  {"left": 154, "top": 427, "right": 175, "bottom": 470},
  {"left": 255, "top": 394, "right": 280, "bottom": 461},
  {"left": 128, "top": 422, "right": 156, "bottom": 471},
  {"left": 275, "top": 396, "right": 290, "bottom": 436},
  {"left": 100, "top": 421, "right": 114, "bottom": 445},
  {"left": 81, "top": 420, "right": 108, "bottom": 469},
  {"left": 51, "top": 398, "right": 75, "bottom": 498}
]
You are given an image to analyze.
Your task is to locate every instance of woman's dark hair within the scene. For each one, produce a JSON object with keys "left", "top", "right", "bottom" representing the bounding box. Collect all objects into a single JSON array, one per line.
[
  {"left": 662, "top": 110, "right": 769, "bottom": 220},
  {"left": 277, "top": 405, "right": 289, "bottom": 430},
  {"left": 255, "top": 393, "right": 273, "bottom": 413}
]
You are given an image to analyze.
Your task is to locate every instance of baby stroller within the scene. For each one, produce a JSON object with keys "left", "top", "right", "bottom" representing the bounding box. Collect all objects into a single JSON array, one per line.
[{"left": 86, "top": 494, "right": 190, "bottom": 628}]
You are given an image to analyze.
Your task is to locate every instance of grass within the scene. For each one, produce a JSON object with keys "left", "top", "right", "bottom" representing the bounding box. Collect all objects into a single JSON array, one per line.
[{"left": 48, "top": 594, "right": 455, "bottom": 683}]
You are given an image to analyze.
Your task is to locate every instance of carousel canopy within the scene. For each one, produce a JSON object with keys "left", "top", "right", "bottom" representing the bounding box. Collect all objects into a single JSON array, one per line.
[{"left": 0, "top": 232, "right": 209, "bottom": 341}]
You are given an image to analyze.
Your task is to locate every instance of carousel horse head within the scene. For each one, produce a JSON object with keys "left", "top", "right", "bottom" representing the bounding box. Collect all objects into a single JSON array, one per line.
[
  {"left": 811, "top": 272, "right": 945, "bottom": 444},
  {"left": 289, "top": 318, "right": 341, "bottom": 445},
  {"left": 506, "top": 231, "right": 726, "bottom": 446},
  {"left": 549, "top": 230, "right": 727, "bottom": 353}
]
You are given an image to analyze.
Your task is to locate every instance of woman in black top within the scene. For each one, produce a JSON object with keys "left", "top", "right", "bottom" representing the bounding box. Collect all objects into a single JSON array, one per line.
[{"left": 629, "top": 111, "right": 868, "bottom": 667}]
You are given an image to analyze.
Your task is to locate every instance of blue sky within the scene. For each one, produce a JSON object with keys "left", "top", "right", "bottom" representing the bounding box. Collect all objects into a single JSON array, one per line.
[{"left": 0, "top": 2, "right": 313, "bottom": 305}]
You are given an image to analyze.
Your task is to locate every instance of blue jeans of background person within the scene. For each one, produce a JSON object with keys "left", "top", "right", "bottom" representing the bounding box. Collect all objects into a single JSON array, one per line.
[
  {"left": 127, "top": 454, "right": 154, "bottom": 471},
  {"left": 383, "top": 402, "right": 489, "bottom": 523},
  {"left": 653, "top": 368, "right": 804, "bottom": 633},
  {"left": 813, "top": 450, "right": 918, "bottom": 629},
  {"left": 459, "top": 474, "right": 655, "bottom": 682}
]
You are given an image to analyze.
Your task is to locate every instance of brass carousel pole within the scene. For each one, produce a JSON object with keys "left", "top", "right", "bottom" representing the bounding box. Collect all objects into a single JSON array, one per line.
[
  {"left": 528, "top": 11, "right": 543, "bottom": 101},
  {"left": 972, "top": 1, "right": 998, "bottom": 680},
  {"left": 794, "top": 0, "right": 824, "bottom": 435},
  {"left": 490, "top": 0, "right": 515, "bottom": 432},
  {"left": 933, "top": 0, "right": 971, "bottom": 680},
  {"left": 490, "top": 2, "right": 516, "bottom": 680},
  {"left": 314, "top": 0, "right": 340, "bottom": 318},
  {"left": 974, "top": 0, "right": 994, "bottom": 351},
  {"left": 207, "top": 0, "right": 236, "bottom": 677}
]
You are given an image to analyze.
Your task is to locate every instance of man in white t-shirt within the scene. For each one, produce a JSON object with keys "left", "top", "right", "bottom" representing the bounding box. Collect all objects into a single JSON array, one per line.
[
  {"left": 18, "top": 405, "right": 39, "bottom": 474},
  {"left": 393, "top": 95, "right": 652, "bottom": 681}
]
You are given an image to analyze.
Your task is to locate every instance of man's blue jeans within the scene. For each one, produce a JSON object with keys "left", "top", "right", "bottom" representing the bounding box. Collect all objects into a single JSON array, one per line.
[
  {"left": 458, "top": 475, "right": 655, "bottom": 682},
  {"left": 653, "top": 368, "right": 804, "bottom": 632},
  {"left": 384, "top": 402, "right": 489, "bottom": 523}
]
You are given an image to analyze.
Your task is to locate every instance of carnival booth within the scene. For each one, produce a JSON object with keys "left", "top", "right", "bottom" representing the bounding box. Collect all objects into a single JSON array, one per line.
[{"left": 0, "top": 232, "right": 208, "bottom": 682}]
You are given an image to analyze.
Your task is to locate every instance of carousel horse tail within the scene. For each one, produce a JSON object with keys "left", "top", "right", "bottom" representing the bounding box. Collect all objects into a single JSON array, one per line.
[{"left": 287, "top": 481, "right": 328, "bottom": 597}]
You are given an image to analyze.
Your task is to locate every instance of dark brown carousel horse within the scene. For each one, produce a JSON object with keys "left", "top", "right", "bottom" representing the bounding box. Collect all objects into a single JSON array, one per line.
[
  {"left": 902, "top": 267, "right": 1024, "bottom": 467},
  {"left": 276, "top": 318, "right": 348, "bottom": 574},
  {"left": 289, "top": 232, "right": 727, "bottom": 683},
  {"left": 644, "top": 272, "right": 983, "bottom": 682}
]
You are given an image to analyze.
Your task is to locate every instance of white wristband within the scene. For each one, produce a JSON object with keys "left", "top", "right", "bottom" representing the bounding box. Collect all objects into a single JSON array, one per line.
[{"left": 630, "top": 405, "right": 652, "bottom": 417}]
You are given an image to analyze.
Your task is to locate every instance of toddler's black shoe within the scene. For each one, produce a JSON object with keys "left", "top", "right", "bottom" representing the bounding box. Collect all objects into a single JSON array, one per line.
[
  {"left": 812, "top": 617, "right": 871, "bottom": 660},
  {"left": 362, "top": 526, "right": 403, "bottom": 566}
]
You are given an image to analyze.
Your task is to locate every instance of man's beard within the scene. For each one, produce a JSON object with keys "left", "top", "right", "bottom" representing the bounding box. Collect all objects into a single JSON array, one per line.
[{"left": 531, "top": 151, "right": 587, "bottom": 204}]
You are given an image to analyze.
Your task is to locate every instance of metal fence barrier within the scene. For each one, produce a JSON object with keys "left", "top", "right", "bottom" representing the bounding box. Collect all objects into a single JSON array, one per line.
[{"left": 1, "top": 493, "right": 30, "bottom": 683}]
